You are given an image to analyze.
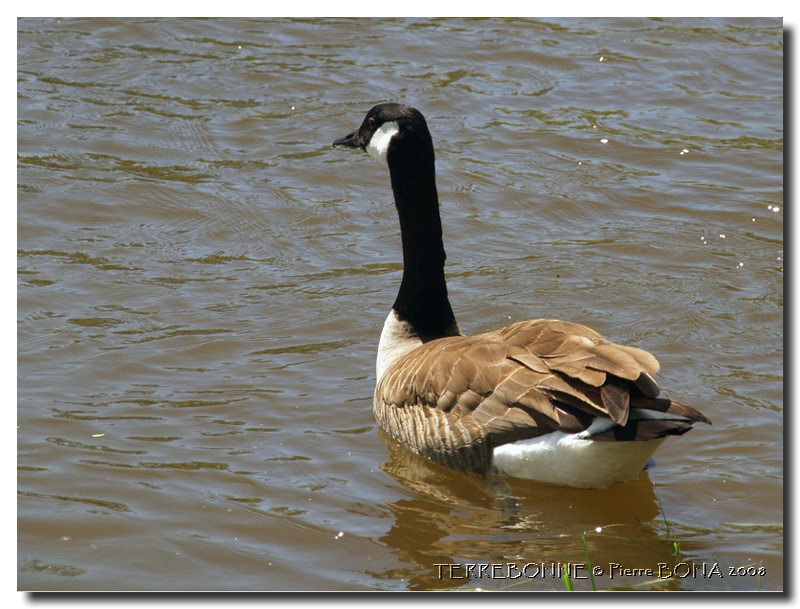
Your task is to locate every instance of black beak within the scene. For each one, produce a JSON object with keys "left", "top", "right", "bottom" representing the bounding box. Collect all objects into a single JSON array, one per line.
[{"left": 333, "top": 129, "right": 361, "bottom": 149}]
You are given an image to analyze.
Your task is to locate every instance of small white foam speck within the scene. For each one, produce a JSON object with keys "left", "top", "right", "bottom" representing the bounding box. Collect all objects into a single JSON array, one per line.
[
  {"left": 599, "top": 56, "right": 605, "bottom": 62},
  {"left": 719, "top": 234, "right": 726, "bottom": 239},
  {"left": 772, "top": 206, "right": 780, "bottom": 212},
  {"left": 600, "top": 138, "right": 608, "bottom": 144}
]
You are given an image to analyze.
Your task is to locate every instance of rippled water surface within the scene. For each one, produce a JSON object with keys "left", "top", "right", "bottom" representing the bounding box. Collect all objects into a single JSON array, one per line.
[{"left": 18, "top": 17, "right": 783, "bottom": 591}]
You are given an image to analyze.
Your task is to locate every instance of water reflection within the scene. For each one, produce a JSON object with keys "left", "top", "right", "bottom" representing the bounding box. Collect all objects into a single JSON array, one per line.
[{"left": 376, "top": 430, "right": 692, "bottom": 591}]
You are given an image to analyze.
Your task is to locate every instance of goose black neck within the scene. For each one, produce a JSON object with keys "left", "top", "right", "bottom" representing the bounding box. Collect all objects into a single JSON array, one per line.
[{"left": 387, "top": 139, "right": 459, "bottom": 341}]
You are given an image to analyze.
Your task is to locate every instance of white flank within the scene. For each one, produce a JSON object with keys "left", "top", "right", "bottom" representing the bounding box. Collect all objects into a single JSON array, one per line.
[
  {"left": 492, "top": 427, "right": 666, "bottom": 489},
  {"left": 366, "top": 120, "right": 400, "bottom": 167}
]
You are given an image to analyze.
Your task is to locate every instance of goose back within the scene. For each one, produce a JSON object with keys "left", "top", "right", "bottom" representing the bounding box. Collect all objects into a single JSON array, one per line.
[{"left": 374, "top": 319, "right": 709, "bottom": 475}]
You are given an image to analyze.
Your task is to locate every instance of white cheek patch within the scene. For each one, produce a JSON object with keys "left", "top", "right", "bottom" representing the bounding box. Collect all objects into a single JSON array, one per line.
[{"left": 366, "top": 120, "right": 400, "bottom": 167}]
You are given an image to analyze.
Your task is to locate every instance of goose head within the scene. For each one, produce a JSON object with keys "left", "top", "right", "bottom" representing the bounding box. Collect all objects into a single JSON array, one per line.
[{"left": 333, "top": 103, "right": 433, "bottom": 168}]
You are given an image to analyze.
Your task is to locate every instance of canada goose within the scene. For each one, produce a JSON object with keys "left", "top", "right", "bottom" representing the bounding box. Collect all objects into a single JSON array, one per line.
[{"left": 333, "top": 102, "right": 710, "bottom": 489}]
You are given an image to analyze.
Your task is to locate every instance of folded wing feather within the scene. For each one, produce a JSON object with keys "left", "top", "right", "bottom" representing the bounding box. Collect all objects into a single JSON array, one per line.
[{"left": 373, "top": 319, "right": 709, "bottom": 472}]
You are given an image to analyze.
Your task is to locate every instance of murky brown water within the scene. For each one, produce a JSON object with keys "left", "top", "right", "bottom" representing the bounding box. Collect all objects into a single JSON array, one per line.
[{"left": 18, "top": 17, "right": 783, "bottom": 591}]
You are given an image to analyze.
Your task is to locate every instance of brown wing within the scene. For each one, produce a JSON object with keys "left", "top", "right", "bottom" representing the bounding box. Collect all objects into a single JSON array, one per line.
[{"left": 373, "top": 319, "right": 709, "bottom": 472}]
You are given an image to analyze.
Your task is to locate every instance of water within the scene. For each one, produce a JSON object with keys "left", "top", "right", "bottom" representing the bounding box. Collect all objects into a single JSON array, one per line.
[{"left": 17, "top": 17, "right": 783, "bottom": 591}]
